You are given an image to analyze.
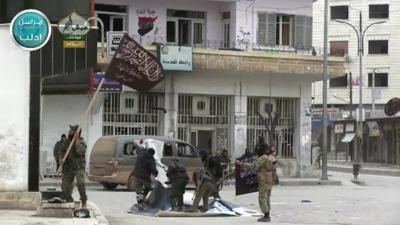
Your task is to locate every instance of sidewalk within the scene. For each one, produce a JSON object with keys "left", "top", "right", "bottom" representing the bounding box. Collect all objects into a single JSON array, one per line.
[
  {"left": 328, "top": 160, "right": 400, "bottom": 176},
  {"left": 0, "top": 202, "right": 109, "bottom": 225},
  {"left": 40, "top": 177, "right": 101, "bottom": 187}
]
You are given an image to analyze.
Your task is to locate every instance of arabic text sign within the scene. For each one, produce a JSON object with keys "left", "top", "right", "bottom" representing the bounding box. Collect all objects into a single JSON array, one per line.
[
  {"left": 105, "top": 34, "right": 164, "bottom": 92},
  {"left": 235, "top": 154, "right": 258, "bottom": 196},
  {"left": 160, "top": 45, "right": 193, "bottom": 71},
  {"left": 107, "top": 31, "right": 126, "bottom": 57},
  {"left": 58, "top": 12, "right": 90, "bottom": 48},
  {"left": 10, "top": 9, "right": 52, "bottom": 51}
]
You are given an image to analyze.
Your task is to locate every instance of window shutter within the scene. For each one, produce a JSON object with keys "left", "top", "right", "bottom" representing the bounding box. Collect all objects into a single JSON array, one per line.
[
  {"left": 257, "top": 12, "right": 267, "bottom": 45},
  {"left": 304, "top": 16, "right": 313, "bottom": 48},
  {"left": 267, "top": 13, "right": 276, "bottom": 45},
  {"left": 295, "top": 15, "right": 305, "bottom": 48}
]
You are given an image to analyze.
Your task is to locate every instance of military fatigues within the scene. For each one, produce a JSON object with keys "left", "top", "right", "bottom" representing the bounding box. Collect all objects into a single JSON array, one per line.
[
  {"left": 192, "top": 156, "right": 223, "bottom": 211},
  {"left": 53, "top": 139, "right": 65, "bottom": 171},
  {"left": 58, "top": 138, "right": 87, "bottom": 203},
  {"left": 167, "top": 160, "right": 189, "bottom": 210},
  {"left": 243, "top": 154, "right": 276, "bottom": 214}
]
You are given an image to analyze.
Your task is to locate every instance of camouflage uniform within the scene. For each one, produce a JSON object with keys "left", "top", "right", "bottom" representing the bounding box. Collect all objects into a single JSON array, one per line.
[
  {"left": 243, "top": 154, "right": 276, "bottom": 214},
  {"left": 58, "top": 137, "right": 87, "bottom": 204}
]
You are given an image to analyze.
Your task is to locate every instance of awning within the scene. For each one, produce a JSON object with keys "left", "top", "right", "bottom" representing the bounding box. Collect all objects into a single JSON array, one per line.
[{"left": 341, "top": 133, "right": 355, "bottom": 143}]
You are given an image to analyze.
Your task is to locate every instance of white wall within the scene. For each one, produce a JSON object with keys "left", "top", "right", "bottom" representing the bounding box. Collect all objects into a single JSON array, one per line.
[
  {"left": 97, "top": 0, "right": 231, "bottom": 43},
  {"left": 313, "top": 0, "right": 400, "bottom": 106},
  {"left": 0, "top": 26, "right": 30, "bottom": 191},
  {"left": 41, "top": 94, "right": 103, "bottom": 173},
  {"left": 235, "top": 0, "right": 313, "bottom": 44}
]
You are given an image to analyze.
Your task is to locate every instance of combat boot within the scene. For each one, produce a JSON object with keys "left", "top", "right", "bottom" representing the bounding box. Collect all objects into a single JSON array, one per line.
[
  {"left": 81, "top": 200, "right": 87, "bottom": 209},
  {"left": 257, "top": 212, "right": 271, "bottom": 222}
]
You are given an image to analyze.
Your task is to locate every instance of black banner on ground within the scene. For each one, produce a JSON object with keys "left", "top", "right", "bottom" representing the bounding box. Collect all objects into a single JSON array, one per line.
[
  {"left": 235, "top": 154, "right": 258, "bottom": 196},
  {"left": 106, "top": 34, "right": 164, "bottom": 92}
]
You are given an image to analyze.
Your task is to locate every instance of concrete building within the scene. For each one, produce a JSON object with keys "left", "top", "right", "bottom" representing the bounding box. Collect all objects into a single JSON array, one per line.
[
  {"left": 312, "top": 0, "right": 400, "bottom": 164},
  {"left": 67, "top": 0, "right": 345, "bottom": 179},
  {"left": 312, "top": 0, "right": 398, "bottom": 117}
]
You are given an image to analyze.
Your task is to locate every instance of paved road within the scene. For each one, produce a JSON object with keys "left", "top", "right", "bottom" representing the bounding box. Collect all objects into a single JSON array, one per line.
[{"left": 82, "top": 172, "right": 400, "bottom": 225}]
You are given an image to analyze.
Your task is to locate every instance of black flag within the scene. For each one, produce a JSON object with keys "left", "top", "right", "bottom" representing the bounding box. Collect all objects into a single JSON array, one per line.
[
  {"left": 235, "top": 154, "right": 259, "bottom": 196},
  {"left": 105, "top": 34, "right": 164, "bottom": 92}
]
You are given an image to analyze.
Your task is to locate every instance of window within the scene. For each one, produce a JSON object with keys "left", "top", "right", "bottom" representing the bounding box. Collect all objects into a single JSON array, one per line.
[
  {"left": 369, "top": 4, "right": 389, "bottom": 19},
  {"left": 369, "top": 40, "right": 388, "bottom": 54},
  {"left": 167, "top": 9, "right": 205, "bottom": 46},
  {"left": 330, "top": 74, "right": 348, "bottom": 87},
  {"left": 167, "top": 21, "right": 177, "bottom": 43},
  {"left": 331, "top": 6, "right": 349, "bottom": 20},
  {"left": 95, "top": 4, "right": 127, "bottom": 41},
  {"left": 123, "top": 143, "right": 138, "bottom": 155},
  {"left": 368, "top": 73, "right": 388, "bottom": 87},
  {"left": 330, "top": 41, "right": 348, "bottom": 56},
  {"left": 197, "top": 101, "right": 206, "bottom": 110},
  {"left": 276, "top": 15, "right": 291, "bottom": 45},
  {"left": 163, "top": 143, "right": 174, "bottom": 156},
  {"left": 176, "top": 142, "right": 196, "bottom": 157},
  {"left": 125, "top": 98, "right": 135, "bottom": 109}
]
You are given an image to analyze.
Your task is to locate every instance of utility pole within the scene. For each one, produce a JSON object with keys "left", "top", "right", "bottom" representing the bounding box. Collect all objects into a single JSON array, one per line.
[
  {"left": 349, "top": 72, "right": 353, "bottom": 119},
  {"left": 321, "top": 0, "right": 329, "bottom": 180},
  {"left": 372, "top": 69, "right": 376, "bottom": 118},
  {"left": 334, "top": 11, "right": 385, "bottom": 181}
]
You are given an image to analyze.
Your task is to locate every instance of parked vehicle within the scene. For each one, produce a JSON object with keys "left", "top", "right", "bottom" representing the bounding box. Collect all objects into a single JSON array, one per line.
[{"left": 88, "top": 135, "right": 202, "bottom": 190}]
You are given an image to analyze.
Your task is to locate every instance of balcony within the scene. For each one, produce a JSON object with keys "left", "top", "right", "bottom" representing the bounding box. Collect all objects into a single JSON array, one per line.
[{"left": 97, "top": 35, "right": 345, "bottom": 78}]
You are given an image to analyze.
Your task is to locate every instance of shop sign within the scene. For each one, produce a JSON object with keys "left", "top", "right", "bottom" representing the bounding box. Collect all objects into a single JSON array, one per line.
[
  {"left": 58, "top": 12, "right": 90, "bottom": 48},
  {"left": 159, "top": 45, "right": 192, "bottom": 71}
]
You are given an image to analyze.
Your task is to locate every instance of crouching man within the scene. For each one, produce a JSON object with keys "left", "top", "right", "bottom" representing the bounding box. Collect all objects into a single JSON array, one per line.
[
  {"left": 166, "top": 159, "right": 189, "bottom": 211},
  {"left": 132, "top": 148, "right": 158, "bottom": 210}
]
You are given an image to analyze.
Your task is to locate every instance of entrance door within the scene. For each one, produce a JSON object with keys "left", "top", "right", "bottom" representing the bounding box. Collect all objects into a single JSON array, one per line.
[{"left": 197, "top": 130, "right": 213, "bottom": 153}]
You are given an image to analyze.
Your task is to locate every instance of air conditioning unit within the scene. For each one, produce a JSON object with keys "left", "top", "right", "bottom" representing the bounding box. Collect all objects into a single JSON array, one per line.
[
  {"left": 120, "top": 93, "right": 139, "bottom": 114},
  {"left": 344, "top": 54, "right": 352, "bottom": 63},
  {"left": 192, "top": 96, "right": 210, "bottom": 115},
  {"left": 259, "top": 98, "right": 276, "bottom": 117}
]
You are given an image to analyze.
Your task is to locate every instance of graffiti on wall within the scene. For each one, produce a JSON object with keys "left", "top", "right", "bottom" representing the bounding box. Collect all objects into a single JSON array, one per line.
[
  {"left": 136, "top": 8, "right": 158, "bottom": 37},
  {"left": 301, "top": 122, "right": 311, "bottom": 147},
  {"left": 236, "top": 27, "right": 250, "bottom": 51}
]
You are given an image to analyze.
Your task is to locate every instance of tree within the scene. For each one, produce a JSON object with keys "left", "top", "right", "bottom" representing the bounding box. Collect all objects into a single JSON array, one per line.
[{"left": 256, "top": 107, "right": 281, "bottom": 146}]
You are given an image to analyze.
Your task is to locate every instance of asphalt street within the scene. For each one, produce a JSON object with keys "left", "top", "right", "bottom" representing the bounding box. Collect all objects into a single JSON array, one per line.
[{"left": 76, "top": 172, "right": 400, "bottom": 225}]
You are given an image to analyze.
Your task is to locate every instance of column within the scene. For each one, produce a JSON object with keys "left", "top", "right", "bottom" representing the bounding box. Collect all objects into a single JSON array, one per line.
[
  {"left": 297, "top": 83, "right": 320, "bottom": 178},
  {"left": 232, "top": 81, "right": 247, "bottom": 159},
  {"left": 163, "top": 74, "right": 178, "bottom": 137},
  {"left": 0, "top": 26, "right": 31, "bottom": 191}
]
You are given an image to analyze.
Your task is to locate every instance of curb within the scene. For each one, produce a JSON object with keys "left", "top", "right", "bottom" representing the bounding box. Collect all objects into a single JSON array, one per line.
[
  {"left": 40, "top": 182, "right": 102, "bottom": 187},
  {"left": 89, "top": 201, "right": 109, "bottom": 225},
  {"left": 223, "top": 179, "right": 342, "bottom": 186},
  {"left": 328, "top": 166, "right": 400, "bottom": 177}
]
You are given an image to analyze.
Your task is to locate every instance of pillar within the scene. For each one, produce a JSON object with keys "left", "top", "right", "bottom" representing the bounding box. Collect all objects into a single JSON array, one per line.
[
  {"left": 164, "top": 73, "right": 178, "bottom": 138},
  {"left": 232, "top": 80, "right": 247, "bottom": 159},
  {"left": 297, "top": 83, "right": 320, "bottom": 178},
  {"left": 0, "top": 26, "right": 31, "bottom": 191}
]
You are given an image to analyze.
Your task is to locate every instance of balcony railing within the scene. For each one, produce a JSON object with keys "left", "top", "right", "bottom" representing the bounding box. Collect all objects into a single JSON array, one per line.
[{"left": 129, "top": 35, "right": 315, "bottom": 55}]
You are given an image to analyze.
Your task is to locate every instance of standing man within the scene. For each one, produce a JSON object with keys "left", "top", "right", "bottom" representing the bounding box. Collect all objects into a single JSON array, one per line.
[
  {"left": 58, "top": 125, "right": 88, "bottom": 208},
  {"left": 166, "top": 159, "right": 189, "bottom": 211},
  {"left": 236, "top": 144, "right": 277, "bottom": 222},
  {"left": 132, "top": 148, "right": 158, "bottom": 210},
  {"left": 53, "top": 134, "right": 66, "bottom": 172}
]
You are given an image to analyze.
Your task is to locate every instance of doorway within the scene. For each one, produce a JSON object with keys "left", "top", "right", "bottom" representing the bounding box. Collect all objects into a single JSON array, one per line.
[{"left": 191, "top": 130, "right": 214, "bottom": 153}]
